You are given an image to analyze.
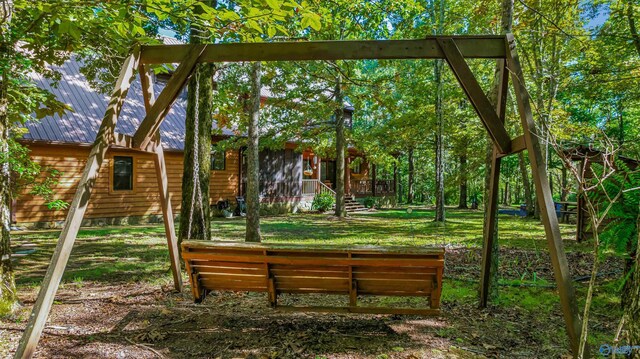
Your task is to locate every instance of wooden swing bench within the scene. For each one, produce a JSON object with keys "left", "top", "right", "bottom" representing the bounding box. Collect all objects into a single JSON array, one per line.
[{"left": 181, "top": 241, "right": 445, "bottom": 315}]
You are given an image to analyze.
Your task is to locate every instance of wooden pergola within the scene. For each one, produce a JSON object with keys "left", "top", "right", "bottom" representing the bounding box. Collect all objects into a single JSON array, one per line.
[{"left": 15, "top": 34, "right": 583, "bottom": 358}]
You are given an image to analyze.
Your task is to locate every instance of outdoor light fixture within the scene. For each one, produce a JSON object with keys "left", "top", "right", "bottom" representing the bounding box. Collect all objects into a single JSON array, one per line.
[{"left": 303, "top": 158, "right": 313, "bottom": 176}]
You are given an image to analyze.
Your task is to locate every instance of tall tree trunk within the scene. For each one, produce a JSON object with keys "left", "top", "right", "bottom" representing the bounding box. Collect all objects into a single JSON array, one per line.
[
  {"left": 624, "top": 6, "right": 640, "bottom": 351},
  {"left": 519, "top": 151, "right": 534, "bottom": 215},
  {"left": 503, "top": 181, "right": 509, "bottom": 206},
  {"left": 0, "top": 0, "right": 18, "bottom": 317},
  {"left": 407, "top": 147, "right": 414, "bottom": 204},
  {"left": 334, "top": 73, "right": 346, "bottom": 218},
  {"left": 458, "top": 154, "right": 468, "bottom": 209},
  {"left": 246, "top": 62, "right": 262, "bottom": 242},
  {"left": 179, "top": 11, "right": 214, "bottom": 243},
  {"left": 0, "top": 67, "right": 17, "bottom": 317},
  {"left": 482, "top": 0, "right": 513, "bottom": 303},
  {"left": 628, "top": 3, "right": 640, "bottom": 57},
  {"left": 561, "top": 166, "right": 568, "bottom": 202},
  {"left": 434, "top": 58, "right": 445, "bottom": 222}
]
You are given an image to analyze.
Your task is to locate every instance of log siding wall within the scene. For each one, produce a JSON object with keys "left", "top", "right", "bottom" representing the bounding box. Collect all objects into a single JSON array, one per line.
[{"left": 14, "top": 143, "right": 240, "bottom": 224}]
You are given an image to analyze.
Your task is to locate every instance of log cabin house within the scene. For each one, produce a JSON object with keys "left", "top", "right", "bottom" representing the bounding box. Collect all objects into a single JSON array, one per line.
[{"left": 13, "top": 56, "right": 397, "bottom": 228}]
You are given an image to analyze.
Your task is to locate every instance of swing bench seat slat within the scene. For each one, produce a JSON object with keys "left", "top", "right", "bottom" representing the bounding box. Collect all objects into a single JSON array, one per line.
[{"left": 181, "top": 240, "right": 445, "bottom": 315}]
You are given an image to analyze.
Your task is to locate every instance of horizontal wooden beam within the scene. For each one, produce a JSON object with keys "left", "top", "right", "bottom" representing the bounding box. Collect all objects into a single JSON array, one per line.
[
  {"left": 112, "top": 132, "right": 134, "bottom": 148},
  {"left": 497, "top": 135, "right": 527, "bottom": 158},
  {"left": 140, "top": 37, "right": 507, "bottom": 64},
  {"left": 276, "top": 305, "right": 440, "bottom": 316},
  {"left": 111, "top": 132, "right": 159, "bottom": 153}
]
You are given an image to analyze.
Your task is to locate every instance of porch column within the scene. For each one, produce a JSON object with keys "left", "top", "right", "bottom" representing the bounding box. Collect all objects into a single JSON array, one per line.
[
  {"left": 316, "top": 156, "right": 321, "bottom": 181},
  {"left": 238, "top": 148, "right": 244, "bottom": 196},
  {"left": 345, "top": 157, "right": 351, "bottom": 197},
  {"left": 393, "top": 160, "right": 398, "bottom": 195},
  {"left": 371, "top": 163, "right": 377, "bottom": 197}
]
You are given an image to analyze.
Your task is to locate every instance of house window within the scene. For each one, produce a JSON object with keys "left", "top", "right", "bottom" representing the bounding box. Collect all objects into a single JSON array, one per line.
[
  {"left": 211, "top": 149, "right": 226, "bottom": 171},
  {"left": 113, "top": 156, "right": 133, "bottom": 191},
  {"left": 351, "top": 161, "right": 361, "bottom": 174}
]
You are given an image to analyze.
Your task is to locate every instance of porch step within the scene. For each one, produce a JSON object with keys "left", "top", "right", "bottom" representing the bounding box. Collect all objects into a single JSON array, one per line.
[{"left": 340, "top": 198, "right": 368, "bottom": 213}]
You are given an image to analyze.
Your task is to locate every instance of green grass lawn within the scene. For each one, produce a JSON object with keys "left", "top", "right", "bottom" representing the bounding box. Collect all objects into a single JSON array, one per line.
[
  {"left": 6, "top": 208, "right": 623, "bottom": 355},
  {"left": 210, "top": 208, "right": 581, "bottom": 250},
  {"left": 10, "top": 208, "right": 583, "bottom": 287}
]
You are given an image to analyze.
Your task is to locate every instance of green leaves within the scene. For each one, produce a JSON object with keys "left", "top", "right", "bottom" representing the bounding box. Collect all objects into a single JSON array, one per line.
[
  {"left": 267, "top": 26, "right": 277, "bottom": 38},
  {"left": 301, "top": 12, "right": 321, "bottom": 31},
  {"left": 265, "top": 0, "right": 282, "bottom": 10}
]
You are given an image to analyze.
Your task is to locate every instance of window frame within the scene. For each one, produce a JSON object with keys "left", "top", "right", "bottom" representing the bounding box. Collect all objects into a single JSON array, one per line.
[
  {"left": 351, "top": 160, "right": 362, "bottom": 174},
  {"left": 210, "top": 149, "right": 226, "bottom": 171},
  {"left": 110, "top": 155, "right": 135, "bottom": 193}
]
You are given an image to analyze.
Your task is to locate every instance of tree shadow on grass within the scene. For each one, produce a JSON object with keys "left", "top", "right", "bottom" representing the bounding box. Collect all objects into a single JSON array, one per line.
[{"left": 13, "top": 238, "right": 174, "bottom": 286}]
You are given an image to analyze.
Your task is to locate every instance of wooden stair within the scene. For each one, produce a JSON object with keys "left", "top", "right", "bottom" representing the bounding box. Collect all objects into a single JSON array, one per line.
[{"left": 344, "top": 197, "right": 368, "bottom": 213}]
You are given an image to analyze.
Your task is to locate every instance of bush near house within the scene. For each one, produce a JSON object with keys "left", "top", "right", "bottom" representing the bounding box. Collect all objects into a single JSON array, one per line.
[
  {"left": 312, "top": 192, "right": 335, "bottom": 212},
  {"left": 363, "top": 196, "right": 378, "bottom": 209}
]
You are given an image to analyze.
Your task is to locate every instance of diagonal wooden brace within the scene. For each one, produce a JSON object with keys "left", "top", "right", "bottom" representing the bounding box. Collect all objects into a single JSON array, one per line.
[
  {"left": 437, "top": 38, "right": 512, "bottom": 154},
  {"left": 505, "top": 33, "right": 583, "bottom": 356},
  {"left": 14, "top": 47, "right": 142, "bottom": 359},
  {"left": 133, "top": 44, "right": 207, "bottom": 150}
]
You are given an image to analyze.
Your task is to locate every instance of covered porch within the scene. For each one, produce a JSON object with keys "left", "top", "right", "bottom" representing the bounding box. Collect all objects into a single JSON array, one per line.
[{"left": 300, "top": 150, "right": 396, "bottom": 199}]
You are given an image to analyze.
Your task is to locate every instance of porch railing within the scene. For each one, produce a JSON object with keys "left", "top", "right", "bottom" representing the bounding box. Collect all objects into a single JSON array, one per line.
[
  {"left": 351, "top": 179, "right": 395, "bottom": 196},
  {"left": 302, "top": 179, "right": 336, "bottom": 197}
]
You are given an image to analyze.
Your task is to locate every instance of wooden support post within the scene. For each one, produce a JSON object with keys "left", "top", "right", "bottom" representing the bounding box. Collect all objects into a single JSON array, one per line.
[
  {"left": 139, "top": 63, "right": 182, "bottom": 292},
  {"left": 153, "top": 143, "right": 182, "bottom": 291},
  {"left": 267, "top": 275, "right": 277, "bottom": 308},
  {"left": 139, "top": 63, "right": 154, "bottom": 111},
  {"left": 437, "top": 38, "right": 512, "bottom": 154},
  {"left": 182, "top": 254, "right": 198, "bottom": 300},
  {"left": 506, "top": 33, "right": 582, "bottom": 355},
  {"left": 479, "top": 58, "right": 509, "bottom": 308},
  {"left": 431, "top": 266, "right": 443, "bottom": 309},
  {"left": 479, "top": 149, "right": 501, "bottom": 307},
  {"left": 14, "top": 49, "right": 141, "bottom": 359},
  {"left": 350, "top": 280, "right": 358, "bottom": 307},
  {"left": 348, "top": 253, "right": 357, "bottom": 306}
]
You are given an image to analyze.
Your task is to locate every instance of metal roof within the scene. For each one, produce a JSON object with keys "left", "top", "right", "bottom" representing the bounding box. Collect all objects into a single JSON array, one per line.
[
  {"left": 23, "top": 56, "right": 236, "bottom": 151},
  {"left": 23, "top": 35, "right": 354, "bottom": 151}
]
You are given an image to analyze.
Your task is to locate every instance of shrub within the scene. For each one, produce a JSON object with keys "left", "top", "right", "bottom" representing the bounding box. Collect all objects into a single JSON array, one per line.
[
  {"left": 363, "top": 196, "right": 377, "bottom": 209},
  {"left": 312, "top": 192, "right": 335, "bottom": 212}
]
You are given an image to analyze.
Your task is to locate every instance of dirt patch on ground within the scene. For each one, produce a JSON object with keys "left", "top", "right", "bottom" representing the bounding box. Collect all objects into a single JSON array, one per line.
[
  {"left": 2, "top": 282, "right": 587, "bottom": 358},
  {"left": 1, "top": 247, "right": 621, "bottom": 358}
]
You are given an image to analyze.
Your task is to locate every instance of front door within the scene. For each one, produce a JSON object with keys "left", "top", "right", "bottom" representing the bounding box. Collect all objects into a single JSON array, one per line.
[{"left": 320, "top": 160, "right": 336, "bottom": 189}]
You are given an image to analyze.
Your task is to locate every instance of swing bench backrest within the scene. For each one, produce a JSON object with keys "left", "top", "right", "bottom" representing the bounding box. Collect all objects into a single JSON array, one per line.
[{"left": 181, "top": 240, "right": 445, "bottom": 315}]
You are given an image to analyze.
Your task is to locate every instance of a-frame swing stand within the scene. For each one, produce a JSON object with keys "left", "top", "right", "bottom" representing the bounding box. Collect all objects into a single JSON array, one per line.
[{"left": 15, "top": 34, "right": 583, "bottom": 358}]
